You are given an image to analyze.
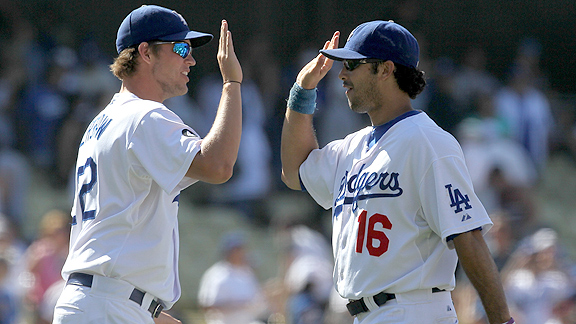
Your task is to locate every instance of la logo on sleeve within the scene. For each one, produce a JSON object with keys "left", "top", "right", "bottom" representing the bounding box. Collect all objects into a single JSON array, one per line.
[{"left": 445, "top": 184, "right": 472, "bottom": 213}]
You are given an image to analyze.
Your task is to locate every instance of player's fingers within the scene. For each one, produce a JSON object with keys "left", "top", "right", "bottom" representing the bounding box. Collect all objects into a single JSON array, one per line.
[
  {"left": 315, "top": 41, "right": 331, "bottom": 66},
  {"left": 329, "top": 31, "right": 340, "bottom": 49},
  {"left": 226, "top": 30, "right": 234, "bottom": 56},
  {"left": 219, "top": 20, "right": 227, "bottom": 54}
]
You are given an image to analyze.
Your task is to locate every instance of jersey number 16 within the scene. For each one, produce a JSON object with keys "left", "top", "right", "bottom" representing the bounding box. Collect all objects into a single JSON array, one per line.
[{"left": 356, "top": 210, "right": 392, "bottom": 257}]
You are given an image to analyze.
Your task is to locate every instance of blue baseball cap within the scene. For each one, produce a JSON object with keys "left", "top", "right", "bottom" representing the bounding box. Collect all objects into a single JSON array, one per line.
[
  {"left": 220, "top": 232, "right": 246, "bottom": 254},
  {"left": 116, "top": 5, "right": 213, "bottom": 54},
  {"left": 320, "top": 20, "right": 420, "bottom": 68}
]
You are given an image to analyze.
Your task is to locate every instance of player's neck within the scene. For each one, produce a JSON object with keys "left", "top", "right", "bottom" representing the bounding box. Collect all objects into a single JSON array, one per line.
[
  {"left": 120, "top": 78, "right": 166, "bottom": 103},
  {"left": 369, "top": 98, "right": 413, "bottom": 127}
]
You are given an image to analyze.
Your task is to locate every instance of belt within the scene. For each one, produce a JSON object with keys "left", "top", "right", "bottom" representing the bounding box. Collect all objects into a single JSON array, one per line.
[
  {"left": 346, "top": 287, "right": 445, "bottom": 316},
  {"left": 67, "top": 273, "right": 164, "bottom": 318}
]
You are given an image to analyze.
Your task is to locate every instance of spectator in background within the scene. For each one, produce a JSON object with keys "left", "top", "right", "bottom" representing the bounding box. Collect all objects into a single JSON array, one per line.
[
  {"left": 424, "top": 56, "right": 462, "bottom": 135},
  {"left": 283, "top": 225, "right": 333, "bottom": 324},
  {"left": 494, "top": 51, "right": 554, "bottom": 174},
  {"left": 23, "top": 209, "right": 69, "bottom": 323},
  {"left": 455, "top": 113, "right": 539, "bottom": 236},
  {"left": 546, "top": 292, "right": 576, "bottom": 324},
  {"left": 0, "top": 144, "right": 30, "bottom": 233},
  {"left": 484, "top": 211, "right": 517, "bottom": 271},
  {"left": 515, "top": 37, "right": 549, "bottom": 91},
  {"left": 0, "top": 40, "right": 31, "bottom": 231},
  {"left": 37, "top": 278, "right": 65, "bottom": 324},
  {"left": 17, "top": 60, "right": 69, "bottom": 172},
  {"left": 198, "top": 232, "right": 267, "bottom": 324},
  {"left": 452, "top": 46, "right": 499, "bottom": 113},
  {"left": 55, "top": 92, "right": 109, "bottom": 188},
  {"left": 502, "top": 228, "right": 574, "bottom": 324},
  {"left": 55, "top": 37, "right": 120, "bottom": 186},
  {"left": 0, "top": 255, "right": 17, "bottom": 324},
  {"left": 266, "top": 193, "right": 337, "bottom": 324},
  {"left": 196, "top": 73, "right": 272, "bottom": 224},
  {"left": 0, "top": 213, "right": 27, "bottom": 320}
]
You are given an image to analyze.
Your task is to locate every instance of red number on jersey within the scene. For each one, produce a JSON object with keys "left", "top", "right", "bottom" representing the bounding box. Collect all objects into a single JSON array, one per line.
[{"left": 356, "top": 210, "right": 392, "bottom": 257}]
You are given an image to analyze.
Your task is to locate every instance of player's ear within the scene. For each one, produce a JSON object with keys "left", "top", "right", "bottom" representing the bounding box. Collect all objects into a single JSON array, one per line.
[
  {"left": 137, "top": 42, "right": 153, "bottom": 63},
  {"left": 379, "top": 61, "right": 395, "bottom": 79}
]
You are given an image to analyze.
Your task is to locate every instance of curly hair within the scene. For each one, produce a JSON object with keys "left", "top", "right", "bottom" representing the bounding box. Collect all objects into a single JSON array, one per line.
[{"left": 371, "top": 62, "right": 427, "bottom": 99}]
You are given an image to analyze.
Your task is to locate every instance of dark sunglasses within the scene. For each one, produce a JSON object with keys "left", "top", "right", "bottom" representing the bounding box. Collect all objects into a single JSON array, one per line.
[
  {"left": 150, "top": 41, "right": 191, "bottom": 59},
  {"left": 343, "top": 59, "right": 384, "bottom": 71}
]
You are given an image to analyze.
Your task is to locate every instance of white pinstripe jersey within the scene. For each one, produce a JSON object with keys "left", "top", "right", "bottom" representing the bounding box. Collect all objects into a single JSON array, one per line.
[{"left": 300, "top": 110, "right": 492, "bottom": 299}]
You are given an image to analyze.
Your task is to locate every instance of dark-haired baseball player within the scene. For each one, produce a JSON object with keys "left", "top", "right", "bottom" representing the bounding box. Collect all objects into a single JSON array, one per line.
[{"left": 281, "top": 20, "right": 514, "bottom": 324}]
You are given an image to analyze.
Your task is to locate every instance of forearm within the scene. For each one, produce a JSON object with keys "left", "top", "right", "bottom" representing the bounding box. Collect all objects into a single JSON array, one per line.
[
  {"left": 280, "top": 108, "right": 318, "bottom": 190},
  {"left": 203, "top": 82, "right": 242, "bottom": 160},
  {"left": 280, "top": 31, "right": 339, "bottom": 190},
  {"left": 454, "top": 230, "right": 511, "bottom": 324},
  {"left": 187, "top": 82, "right": 242, "bottom": 183}
]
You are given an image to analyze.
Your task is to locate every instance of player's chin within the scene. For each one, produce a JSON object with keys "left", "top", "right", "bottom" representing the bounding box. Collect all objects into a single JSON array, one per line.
[{"left": 175, "top": 85, "right": 189, "bottom": 97}]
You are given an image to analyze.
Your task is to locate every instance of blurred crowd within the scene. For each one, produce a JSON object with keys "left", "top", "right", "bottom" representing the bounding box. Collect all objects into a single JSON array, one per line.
[{"left": 1, "top": 5, "right": 576, "bottom": 324}]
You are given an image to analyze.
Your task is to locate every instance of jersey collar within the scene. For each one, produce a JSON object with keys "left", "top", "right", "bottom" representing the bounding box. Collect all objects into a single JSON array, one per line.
[{"left": 367, "top": 110, "right": 422, "bottom": 149}]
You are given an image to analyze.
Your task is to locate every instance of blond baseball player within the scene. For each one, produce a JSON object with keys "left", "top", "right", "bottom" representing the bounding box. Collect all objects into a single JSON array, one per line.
[
  {"left": 53, "top": 5, "right": 243, "bottom": 324},
  {"left": 280, "top": 20, "right": 514, "bottom": 324}
]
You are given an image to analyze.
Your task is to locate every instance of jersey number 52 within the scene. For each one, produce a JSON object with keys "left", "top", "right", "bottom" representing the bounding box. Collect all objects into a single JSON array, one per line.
[{"left": 356, "top": 210, "right": 392, "bottom": 257}]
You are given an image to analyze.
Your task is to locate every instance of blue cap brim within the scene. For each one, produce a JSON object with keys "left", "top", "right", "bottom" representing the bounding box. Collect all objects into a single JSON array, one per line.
[
  {"left": 319, "top": 48, "right": 369, "bottom": 61},
  {"left": 159, "top": 30, "right": 213, "bottom": 48}
]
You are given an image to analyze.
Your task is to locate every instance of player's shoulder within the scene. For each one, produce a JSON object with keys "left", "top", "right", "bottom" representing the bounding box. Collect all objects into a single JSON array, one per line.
[
  {"left": 108, "top": 93, "right": 176, "bottom": 121},
  {"left": 343, "top": 126, "right": 374, "bottom": 144},
  {"left": 400, "top": 112, "right": 462, "bottom": 153},
  {"left": 324, "top": 126, "right": 373, "bottom": 154}
]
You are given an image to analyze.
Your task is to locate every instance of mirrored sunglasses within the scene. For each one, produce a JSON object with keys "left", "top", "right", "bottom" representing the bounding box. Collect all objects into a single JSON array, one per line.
[{"left": 150, "top": 41, "right": 191, "bottom": 59}]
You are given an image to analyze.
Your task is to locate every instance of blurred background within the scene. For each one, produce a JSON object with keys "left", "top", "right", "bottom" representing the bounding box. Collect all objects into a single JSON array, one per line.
[{"left": 1, "top": 0, "right": 576, "bottom": 323}]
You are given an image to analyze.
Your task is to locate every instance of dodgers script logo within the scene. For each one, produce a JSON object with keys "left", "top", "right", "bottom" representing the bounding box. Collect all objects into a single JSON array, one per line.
[{"left": 333, "top": 163, "right": 403, "bottom": 217}]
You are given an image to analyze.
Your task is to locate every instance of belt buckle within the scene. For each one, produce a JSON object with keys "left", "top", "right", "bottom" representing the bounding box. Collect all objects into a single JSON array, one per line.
[{"left": 149, "top": 301, "right": 164, "bottom": 318}]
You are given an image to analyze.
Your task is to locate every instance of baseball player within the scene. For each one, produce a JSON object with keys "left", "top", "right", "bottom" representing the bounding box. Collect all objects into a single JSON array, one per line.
[
  {"left": 53, "top": 5, "right": 242, "bottom": 324},
  {"left": 280, "top": 21, "right": 514, "bottom": 324}
]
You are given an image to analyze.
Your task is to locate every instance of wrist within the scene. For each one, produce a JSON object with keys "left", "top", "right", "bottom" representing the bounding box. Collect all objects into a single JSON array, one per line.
[
  {"left": 502, "top": 317, "right": 515, "bottom": 324},
  {"left": 287, "top": 82, "right": 317, "bottom": 114}
]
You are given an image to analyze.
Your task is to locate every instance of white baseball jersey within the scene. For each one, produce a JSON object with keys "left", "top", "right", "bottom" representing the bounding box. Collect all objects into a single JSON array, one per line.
[
  {"left": 299, "top": 110, "right": 493, "bottom": 300},
  {"left": 61, "top": 92, "right": 202, "bottom": 309},
  {"left": 198, "top": 261, "right": 264, "bottom": 324}
]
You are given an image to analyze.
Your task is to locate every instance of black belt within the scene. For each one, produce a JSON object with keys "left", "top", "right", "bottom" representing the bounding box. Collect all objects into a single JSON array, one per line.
[
  {"left": 346, "top": 287, "right": 445, "bottom": 316},
  {"left": 67, "top": 273, "right": 164, "bottom": 318}
]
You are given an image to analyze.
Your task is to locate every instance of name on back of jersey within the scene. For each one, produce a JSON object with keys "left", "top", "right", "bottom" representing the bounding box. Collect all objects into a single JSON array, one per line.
[{"left": 80, "top": 113, "right": 113, "bottom": 147}]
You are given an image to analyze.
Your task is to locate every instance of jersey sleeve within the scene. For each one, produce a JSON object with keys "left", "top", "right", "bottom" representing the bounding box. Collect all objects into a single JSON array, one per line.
[
  {"left": 299, "top": 139, "right": 343, "bottom": 209},
  {"left": 419, "top": 155, "right": 493, "bottom": 249},
  {"left": 129, "top": 108, "right": 202, "bottom": 194}
]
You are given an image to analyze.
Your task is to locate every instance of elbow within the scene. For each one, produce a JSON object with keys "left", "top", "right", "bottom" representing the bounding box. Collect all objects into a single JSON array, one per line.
[
  {"left": 208, "top": 163, "right": 235, "bottom": 184},
  {"left": 187, "top": 153, "right": 236, "bottom": 184},
  {"left": 281, "top": 170, "right": 301, "bottom": 191}
]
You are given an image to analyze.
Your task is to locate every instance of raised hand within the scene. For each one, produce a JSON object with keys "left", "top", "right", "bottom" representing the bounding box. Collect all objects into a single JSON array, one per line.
[
  {"left": 217, "top": 20, "right": 243, "bottom": 84},
  {"left": 296, "top": 31, "right": 340, "bottom": 89}
]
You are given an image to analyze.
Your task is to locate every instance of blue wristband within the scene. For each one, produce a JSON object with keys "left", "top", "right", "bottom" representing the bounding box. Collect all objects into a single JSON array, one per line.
[{"left": 287, "top": 82, "right": 317, "bottom": 114}]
